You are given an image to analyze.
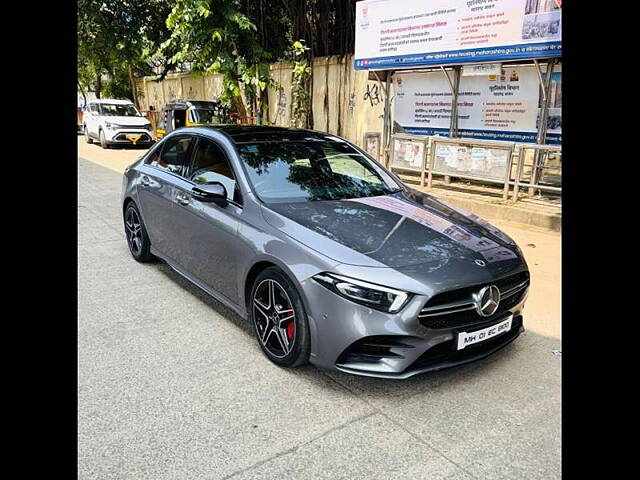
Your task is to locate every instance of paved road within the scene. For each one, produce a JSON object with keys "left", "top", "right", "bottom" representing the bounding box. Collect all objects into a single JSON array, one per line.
[{"left": 78, "top": 140, "right": 561, "bottom": 480}]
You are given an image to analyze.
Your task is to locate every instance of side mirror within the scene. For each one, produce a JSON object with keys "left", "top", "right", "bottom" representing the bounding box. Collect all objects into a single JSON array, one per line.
[{"left": 192, "top": 182, "right": 227, "bottom": 206}]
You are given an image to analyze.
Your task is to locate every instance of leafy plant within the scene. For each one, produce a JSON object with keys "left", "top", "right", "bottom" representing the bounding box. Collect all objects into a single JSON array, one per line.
[
  {"left": 161, "top": 0, "right": 286, "bottom": 122},
  {"left": 290, "top": 40, "right": 311, "bottom": 128}
]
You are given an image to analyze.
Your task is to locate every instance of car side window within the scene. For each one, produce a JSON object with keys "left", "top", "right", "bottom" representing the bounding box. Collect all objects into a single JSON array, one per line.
[
  {"left": 147, "top": 135, "right": 194, "bottom": 176},
  {"left": 89, "top": 104, "right": 98, "bottom": 114},
  {"left": 188, "top": 138, "right": 241, "bottom": 204}
]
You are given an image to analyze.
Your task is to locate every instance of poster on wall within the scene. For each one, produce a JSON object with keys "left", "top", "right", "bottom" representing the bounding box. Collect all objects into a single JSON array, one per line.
[
  {"left": 354, "top": 0, "right": 561, "bottom": 70},
  {"left": 540, "top": 66, "right": 561, "bottom": 143},
  {"left": 392, "top": 138, "right": 425, "bottom": 170},
  {"left": 394, "top": 65, "right": 558, "bottom": 143},
  {"left": 433, "top": 144, "right": 511, "bottom": 180},
  {"left": 364, "top": 132, "right": 381, "bottom": 160}
]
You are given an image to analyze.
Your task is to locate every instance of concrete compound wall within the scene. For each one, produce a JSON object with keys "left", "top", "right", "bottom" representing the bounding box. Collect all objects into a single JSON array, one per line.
[{"left": 135, "top": 55, "right": 386, "bottom": 150}]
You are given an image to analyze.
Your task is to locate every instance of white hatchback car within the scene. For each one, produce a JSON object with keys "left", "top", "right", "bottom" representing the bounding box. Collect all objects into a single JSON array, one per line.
[{"left": 84, "top": 99, "right": 154, "bottom": 149}]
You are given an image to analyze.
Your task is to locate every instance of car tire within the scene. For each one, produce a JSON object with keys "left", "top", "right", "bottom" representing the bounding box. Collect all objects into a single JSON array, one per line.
[
  {"left": 99, "top": 129, "right": 109, "bottom": 149},
  {"left": 84, "top": 126, "right": 93, "bottom": 144},
  {"left": 249, "top": 267, "right": 311, "bottom": 368},
  {"left": 124, "top": 202, "right": 154, "bottom": 262}
]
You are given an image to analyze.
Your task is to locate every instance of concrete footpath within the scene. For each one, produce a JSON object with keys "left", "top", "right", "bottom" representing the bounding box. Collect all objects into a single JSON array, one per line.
[
  {"left": 397, "top": 175, "right": 561, "bottom": 233},
  {"left": 78, "top": 139, "right": 561, "bottom": 479}
]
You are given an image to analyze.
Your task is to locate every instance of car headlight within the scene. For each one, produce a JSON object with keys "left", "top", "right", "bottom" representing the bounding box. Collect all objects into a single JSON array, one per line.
[
  {"left": 143, "top": 123, "right": 152, "bottom": 131},
  {"left": 312, "top": 273, "right": 410, "bottom": 313}
]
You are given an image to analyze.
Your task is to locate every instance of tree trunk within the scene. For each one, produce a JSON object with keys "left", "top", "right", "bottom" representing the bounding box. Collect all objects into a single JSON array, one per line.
[
  {"left": 128, "top": 64, "right": 139, "bottom": 108},
  {"left": 77, "top": 79, "right": 87, "bottom": 105},
  {"left": 95, "top": 66, "right": 102, "bottom": 99}
]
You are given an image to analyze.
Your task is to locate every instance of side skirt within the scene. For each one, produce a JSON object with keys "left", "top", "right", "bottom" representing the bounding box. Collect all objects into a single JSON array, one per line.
[{"left": 150, "top": 246, "right": 248, "bottom": 320}]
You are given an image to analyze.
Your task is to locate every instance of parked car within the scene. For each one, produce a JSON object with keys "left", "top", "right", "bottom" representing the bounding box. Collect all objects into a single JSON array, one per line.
[
  {"left": 84, "top": 99, "right": 154, "bottom": 149},
  {"left": 155, "top": 99, "right": 226, "bottom": 140},
  {"left": 121, "top": 126, "right": 529, "bottom": 379}
]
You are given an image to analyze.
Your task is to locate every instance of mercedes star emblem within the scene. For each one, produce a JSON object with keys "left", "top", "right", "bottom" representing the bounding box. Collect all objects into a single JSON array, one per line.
[{"left": 475, "top": 285, "right": 500, "bottom": 317}]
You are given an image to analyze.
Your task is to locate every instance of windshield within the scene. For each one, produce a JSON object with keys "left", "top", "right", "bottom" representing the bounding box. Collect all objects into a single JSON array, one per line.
[
  {"left": 237, "top": 139, "right": 401, "bottom": 203},
  {"left": 189, "top": 108, "right": 219, "bottom": 124},
  {"left": 99, "top": 103, "right": 141, "bottom": 117}
]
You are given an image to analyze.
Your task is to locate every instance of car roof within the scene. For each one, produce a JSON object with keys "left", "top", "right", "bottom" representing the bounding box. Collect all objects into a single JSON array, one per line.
[
  {"left": 190, "top": 125, "right": 341, "bottom": 144},
  {"left": 90, "top": 99, "right": 135, "bottom": 105}
]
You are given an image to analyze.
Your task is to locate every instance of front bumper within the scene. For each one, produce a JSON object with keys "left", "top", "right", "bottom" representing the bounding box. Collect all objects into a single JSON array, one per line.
[
  {"left": 104, "top": 129, "right": 155, "bottom": 145},
  {"left": 300, "top": 277, "right": 527, "bottom": 379}
]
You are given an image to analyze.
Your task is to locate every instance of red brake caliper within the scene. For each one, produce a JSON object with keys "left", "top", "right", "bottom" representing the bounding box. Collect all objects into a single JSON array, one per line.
[{"left": 286, "top": 320, "right": 295, "bottom": 340}]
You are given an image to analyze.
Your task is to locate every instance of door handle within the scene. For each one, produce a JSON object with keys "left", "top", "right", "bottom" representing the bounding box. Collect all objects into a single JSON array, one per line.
[
  {"left": 140, "top": 175, "right": 151, "bottom": 187},
  {"left": 175, "top": 193, "right": 190, "bottom": 205}
]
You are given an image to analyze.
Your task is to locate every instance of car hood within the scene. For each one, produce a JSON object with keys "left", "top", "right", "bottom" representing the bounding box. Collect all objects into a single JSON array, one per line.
[
  {"left": 103, "top": 116, "right": 149, "bottom": 127},
  {"left": 261, "top": 190, "right": 525, "bottom": 276}
]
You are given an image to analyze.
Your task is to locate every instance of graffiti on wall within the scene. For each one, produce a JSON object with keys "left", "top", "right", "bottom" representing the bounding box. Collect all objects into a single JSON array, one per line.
[
  {"left": 277, "top": 90, "right": 287, "bottom": 117},
  {"left": 363, "top": 83, "right": 381, "bottom": 107},
  {"left": 348, "top": 92, "right": 356, "bottom": 113}
]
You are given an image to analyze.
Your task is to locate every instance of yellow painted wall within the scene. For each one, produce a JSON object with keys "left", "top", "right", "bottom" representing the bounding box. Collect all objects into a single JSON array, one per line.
[
  {"left": 181, "top": 75, "right": 205, "bottom": 101},
  {"left": 137, "top": 55, "right": 386, "bottom": 149}
]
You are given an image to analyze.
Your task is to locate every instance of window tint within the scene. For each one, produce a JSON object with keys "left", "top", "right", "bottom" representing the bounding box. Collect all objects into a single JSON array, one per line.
[
  {"left": 188, "top": 139, "right": 238, "bottom": 202},
  {"left": 147, "top": 136, "right": 193, "bottom": 175}
]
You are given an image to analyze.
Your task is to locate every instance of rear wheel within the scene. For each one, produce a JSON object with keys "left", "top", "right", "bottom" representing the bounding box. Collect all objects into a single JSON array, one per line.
[
  {"left": 84, "top": 126, "right": 93, "bottom": 144},
  {"left": 99, "top": 129, "right": 109, "bottom": 149},
  {"left": 124, "top": 202, "right": 154, "bottom": 262},
  {"left": 250, "top": 267, "right": 311, "bottom": 368}
]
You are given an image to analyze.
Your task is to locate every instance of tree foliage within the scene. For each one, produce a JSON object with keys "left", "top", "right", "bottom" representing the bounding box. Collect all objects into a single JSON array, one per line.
[
  {"left": 78, "top": 0, "right": 175, "bottom": 102},
  {"left": 78, "top": 0, "right": 358, "bottom": 123},
  {"left": 161, "top": 0, "right": 291, "bottom": 119}
]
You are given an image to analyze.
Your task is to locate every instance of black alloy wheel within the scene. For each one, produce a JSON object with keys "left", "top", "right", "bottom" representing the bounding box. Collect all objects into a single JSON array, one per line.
[
  {"left": 124, "top": 203, "right": 153, "bottom": 262},
  {"left": 250, "top": 267, "right": 310, "bottom": 367}
]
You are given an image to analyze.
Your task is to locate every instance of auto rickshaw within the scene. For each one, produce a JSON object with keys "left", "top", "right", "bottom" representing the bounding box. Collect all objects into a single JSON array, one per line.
[{"left": 155, "top": 99, "right": 227, "bottom": 139}]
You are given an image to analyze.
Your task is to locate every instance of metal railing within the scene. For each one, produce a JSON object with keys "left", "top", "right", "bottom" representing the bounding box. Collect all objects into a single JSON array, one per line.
[
  {"left": 511, "top": 144, "right": 562, "bottom": 202},
  {"left": 387, "top": 134, "right": 561, "bottom": 203}
]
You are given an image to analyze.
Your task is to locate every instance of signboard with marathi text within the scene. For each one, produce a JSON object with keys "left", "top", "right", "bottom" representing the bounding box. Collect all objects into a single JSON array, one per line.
[
  {"left": 354, "top": 0, "right": 561, "bottom": 70},
  {"left": 394, "top": 65, "right": 561, "bottom": 144}
]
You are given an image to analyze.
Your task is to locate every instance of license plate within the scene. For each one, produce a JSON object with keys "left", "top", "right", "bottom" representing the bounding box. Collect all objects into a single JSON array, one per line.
[
  {"left": 456, "top": 315, "right": 512, "bottom": 350},
  {"left": 125, "top": 134, "right": 142, "bottom": 144}
]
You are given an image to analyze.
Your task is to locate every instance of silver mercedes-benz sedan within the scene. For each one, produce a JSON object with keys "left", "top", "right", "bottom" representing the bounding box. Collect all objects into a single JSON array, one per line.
[{"left": 121, "top": 125, "right": 529, "bottom": 379}]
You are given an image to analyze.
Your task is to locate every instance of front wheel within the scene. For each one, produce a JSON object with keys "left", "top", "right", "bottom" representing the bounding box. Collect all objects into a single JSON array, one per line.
[
  {"left": 84, "top": 126, "right": 93, "bottom": 144},
  {"left": 250, "top": 267, "right": 311, "bottom": 368},
  {"left": 99, "top": 129, "right": 109, "bottom": 149}
]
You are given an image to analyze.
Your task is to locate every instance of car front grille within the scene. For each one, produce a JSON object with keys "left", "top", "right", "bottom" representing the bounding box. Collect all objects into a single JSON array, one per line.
[
  {"left": 113, "top": 132, "right": 152, "bottom": 142},
  {"left": 418, "top": 271, "right": 529, "bottom": 330}
]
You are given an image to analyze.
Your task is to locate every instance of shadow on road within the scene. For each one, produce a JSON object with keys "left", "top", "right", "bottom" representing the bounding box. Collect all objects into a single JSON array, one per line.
[{"left": 153, "top": 256, "right": 559, "bottom": 399}]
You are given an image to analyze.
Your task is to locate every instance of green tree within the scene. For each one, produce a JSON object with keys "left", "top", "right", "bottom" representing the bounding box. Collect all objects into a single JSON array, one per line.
[
  {"left": 78, "top": 0, "right": 176, "bottom": 105},
  {"left": 161, "top": 0, "right": 290, "bottom": 121}
]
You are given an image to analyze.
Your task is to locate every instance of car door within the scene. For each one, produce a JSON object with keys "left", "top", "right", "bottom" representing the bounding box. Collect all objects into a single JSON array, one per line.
[
  {"left": 136, "top": 134, "right": 196, "bottom": 262},
  {"left": 170, "top": 136, "right": 245, "bottom": 304},
  {"left": 85, "top": 103, "right": 98, "bottom": 135}
]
